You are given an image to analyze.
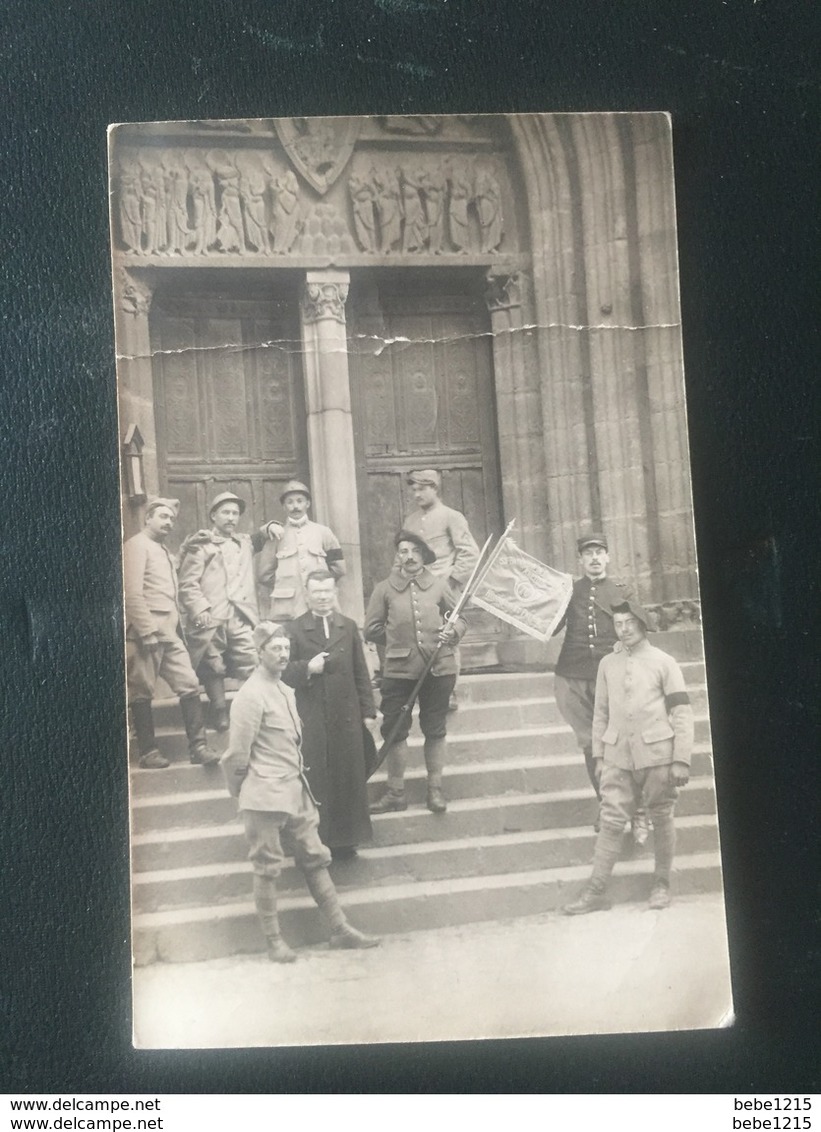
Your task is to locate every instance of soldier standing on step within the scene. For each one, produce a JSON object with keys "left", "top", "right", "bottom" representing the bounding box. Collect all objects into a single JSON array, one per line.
[
  {"left": 562, "top": 600, "right": 693, "bottom": 915},
  {"left": 123, "top": 497, "right": 217, "bottom": 770},
  {"left": 402, "top": 469, "right": 480, "bottom": 711},
  {"left": 177, "top": 491, "right": 269, "bottom": 732},
  {"left": 220, "top": 621, "right": 379, "bottom": 962},
  {"left": 365, "top": 530, "right": 467, "bottom": 815},
  {"left": 552, "top": 532, "right": 649, "bottom": 844},
  {"left": 256, "top": 480, "right": 346, "bottom": 623}
]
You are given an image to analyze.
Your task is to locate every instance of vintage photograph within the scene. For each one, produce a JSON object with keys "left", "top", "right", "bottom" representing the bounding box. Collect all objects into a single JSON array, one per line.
[{"left": 109, "top": 112, "right": 733, "bottom": 1047}]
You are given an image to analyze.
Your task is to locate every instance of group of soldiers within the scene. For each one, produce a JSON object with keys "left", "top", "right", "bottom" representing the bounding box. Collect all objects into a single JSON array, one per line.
[{"left": 124, "top": 470, "right": 694, "bottom": 961}]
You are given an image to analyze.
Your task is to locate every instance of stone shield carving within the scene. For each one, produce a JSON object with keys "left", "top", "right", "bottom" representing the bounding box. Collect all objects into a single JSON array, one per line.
[{"left": 274, "top": 117, "right": 361, "bottom": 195}]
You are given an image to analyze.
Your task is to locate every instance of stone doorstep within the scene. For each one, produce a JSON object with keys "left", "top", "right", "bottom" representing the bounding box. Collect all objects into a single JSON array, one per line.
[
  {"left": 129, "top": 746, "right": 717, "bottom": 833},
  {"left": 131, "top": 814, "right": 721, "bottom": 914},
  {"left": 130, "top": 776, "right": 718, "bottom": 870},
  {"left": 132, "top": 850, "right": 725, "bottom": 965},
  {"left": 137, "top": 713, "right": 713, "bottom": 778},
  {"left": 146, "top": 660, "right": 708, "bottom": 723}
]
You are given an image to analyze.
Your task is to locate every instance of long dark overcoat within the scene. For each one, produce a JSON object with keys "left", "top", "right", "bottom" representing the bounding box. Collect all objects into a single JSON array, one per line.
[{"left": 282, "top": 610, "right": 376, "bottom": 849}]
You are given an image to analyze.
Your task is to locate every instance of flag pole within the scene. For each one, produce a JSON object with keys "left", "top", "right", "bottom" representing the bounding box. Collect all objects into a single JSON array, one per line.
[{"left": 367, "top": 529, "right": 500, "bottom": 781}]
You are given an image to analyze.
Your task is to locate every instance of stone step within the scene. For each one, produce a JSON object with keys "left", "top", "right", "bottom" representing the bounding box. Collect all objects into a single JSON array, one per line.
[
  {"left": 147, "top": 661, "right": 707, "bottom": 726},
  {"left": 131, "top": 747, "right": 717, "bottom": 833},
  {"left": 132, "top": 848, "right": 723, "bottom": 965},
  {"left": 135, "top": 715, "right": 711, "bottom": 778},
  {"left": 131, "top": 775, "right": 717, "bottom": 871},
  {"left": 132, "top": 813, "right": 720, "bottom": 914}
]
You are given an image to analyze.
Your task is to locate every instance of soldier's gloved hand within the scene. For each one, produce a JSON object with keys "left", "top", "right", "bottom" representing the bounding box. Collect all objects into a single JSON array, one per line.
[
  {"left": 593, "top": 758, "right": 603, "bottom": 785},
  {"left": 438, "top": 614, "right": 458, "bottom": 645},
  {"left": 671, "top": 761, "right": 690, "bottom": 787},
  {"left": 193, "top": 611, "right": 212, "bottom": 629}
]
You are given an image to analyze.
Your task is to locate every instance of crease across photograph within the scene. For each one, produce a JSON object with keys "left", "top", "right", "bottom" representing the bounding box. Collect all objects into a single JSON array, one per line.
[{"left": 109, "top": 112, "right": 733, "bottom": 1048}]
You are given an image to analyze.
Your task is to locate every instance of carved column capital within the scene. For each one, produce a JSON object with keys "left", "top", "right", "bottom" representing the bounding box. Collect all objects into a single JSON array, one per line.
[
  {"left": 484, "top": 269, "right": 523, "bottom": 311},
  {"left": 119, "top": 270, "right": 154, "bottom": 318},
  {"left": 301, "top": 276, "right": 350, "bottom": 324}
]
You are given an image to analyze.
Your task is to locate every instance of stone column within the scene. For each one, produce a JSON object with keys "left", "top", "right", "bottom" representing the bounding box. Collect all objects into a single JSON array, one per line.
[
  {"left": 114, "top": 267, "right": 158, "bottom": 540},
  {"left": 485, "top": 268, "right": 547, "bottom": 560},
  {"left": 299, "top": 270, "right": 364, "bottom": 624}
]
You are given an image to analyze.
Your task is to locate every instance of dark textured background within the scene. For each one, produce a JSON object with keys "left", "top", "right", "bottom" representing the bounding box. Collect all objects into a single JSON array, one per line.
[{"left": 2, "top": 0, "right": 818, "bottom": 1094}]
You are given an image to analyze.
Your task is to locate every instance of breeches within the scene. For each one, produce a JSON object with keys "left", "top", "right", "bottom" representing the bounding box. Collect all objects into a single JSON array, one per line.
[
  {"left": 599, "top": 763, "right": 678, "bottom": 830},
  {"left": 187, "top": 611, "right": 257, "bottom": 679},
  {"left": 126, "top": 634, "right": 200, "bottom": 702},
  {"left": 242, "top": 803, "right": 332, "bottom": 880},
  {"left": 380, "top": 673, "right": 456, "bottom": 744},
  {"left": 554, "top": 675, "right": 596, "bottom": 749}
]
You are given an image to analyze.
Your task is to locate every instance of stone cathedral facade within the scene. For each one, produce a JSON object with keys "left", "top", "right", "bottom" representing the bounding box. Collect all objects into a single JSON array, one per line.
[{"left": 110, "top": 113, "right": 699, "bottom": 663}]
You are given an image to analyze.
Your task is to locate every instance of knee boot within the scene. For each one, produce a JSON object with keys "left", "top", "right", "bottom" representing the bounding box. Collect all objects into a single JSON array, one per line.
[
  {"left": 423, "top": 736, "right": 447, "bottom": 813},
  {"left": 648, "top": 813, "right": 676, "bottom": 908},
  {"left": 179, "top": 694, "right": 218, "bottom": 765},
  {"left": 131, "top": 700, "right": 169, "bottom": 769},
  {"left": 303, "top": 867, "right": 379, "bottom": 949},
  {"left": 369, "top": 740, "right": 409, "bottom": 813},
  {"left": 202, "top": 675, "right": 229, "bottom": 732},
  {"left": 562, "top": 823, "right": 623, "bottom": 914},
  {"left": 253, "top": 875, "right": 296, "bottom": 963}
]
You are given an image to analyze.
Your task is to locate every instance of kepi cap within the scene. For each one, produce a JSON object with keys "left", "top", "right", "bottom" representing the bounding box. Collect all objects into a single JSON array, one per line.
[
  {"left": 280, "top": 479, "right": 312, "bottom": 504},
  {"left": 394, "top": 528, "right": 437, "bottom": 566},
  {"left": 253, "top": 621, "right": 289, "bottom": 651},
  {"left": 406, "top": 469, "right": 441, "bottom": 489},
  {"left": 577, "top": 531, "right": 608, "bottom": 553},
  {"left": 145, "top": 496, "right": 180, "bottom": 518},
  {"left": 209, "top": 491, "right": 246, "bottom": 519}
]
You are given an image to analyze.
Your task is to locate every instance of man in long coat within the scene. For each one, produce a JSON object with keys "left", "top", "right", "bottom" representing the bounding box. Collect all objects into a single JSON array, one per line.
[{"left": 283, "top": 571, "right": 376, "bottom": 858}]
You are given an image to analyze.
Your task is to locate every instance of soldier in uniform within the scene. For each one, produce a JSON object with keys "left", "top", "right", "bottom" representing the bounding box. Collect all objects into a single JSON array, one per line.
[
  {"left": 562, "top": 600, "right": 694, "bottom": 914},
  {"left": 257, "top": 480, "right": 346, "bottom": 622},
  {"left": 220, "top": 621, "right": 379, "bottom": 962},
  {"left": 365, "top": 530, "right": 466, "bottom": 815},
  {"left": 123, "top": 497, "right": 216, "bottom": 770},
  {"left": 552, "top": 533, "right": 647, "bottom": 841},
  {"left": 402, "top": 468, "right": 479, "bottom": 710},
  {"left": 177, "top": 491, "right": 268, "bottom": 732}
]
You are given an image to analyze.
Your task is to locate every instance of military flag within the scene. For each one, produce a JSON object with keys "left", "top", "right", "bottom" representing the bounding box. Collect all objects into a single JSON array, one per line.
[{"left": 470, "top": 534, "right": 573, "bottom": 641}]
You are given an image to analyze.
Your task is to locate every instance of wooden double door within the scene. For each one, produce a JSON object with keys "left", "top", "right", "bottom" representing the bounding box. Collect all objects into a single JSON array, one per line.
[{"left": 151, "top": 275, "right": 504, "bottom": 649}]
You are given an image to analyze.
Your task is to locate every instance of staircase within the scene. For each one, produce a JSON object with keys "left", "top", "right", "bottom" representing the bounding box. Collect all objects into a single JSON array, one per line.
[{"left": 131, "top": 635, "right": 723, "bottom": 964}]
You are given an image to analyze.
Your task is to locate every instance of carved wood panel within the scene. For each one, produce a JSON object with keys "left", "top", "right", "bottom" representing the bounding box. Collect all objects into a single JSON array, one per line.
[
  {"left": 152, "top": 296, "right": 308, "bottom": 545},
  {"left": 349, "top": 289, "right": 503, "bottom": 608}
]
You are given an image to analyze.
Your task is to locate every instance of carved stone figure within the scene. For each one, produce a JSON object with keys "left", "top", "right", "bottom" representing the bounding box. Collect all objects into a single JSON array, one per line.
[
  {"left": 348, "top": 174, "right": 377, "bottom": 252},
  {"left": 374, "top": 166, "right": 402, "bottom": 254},
  {"left": 164, "top": 163, "right": 190, "bottom": 256},
  {"left": 423, "top": 167, "right": 445, "bottom": 254},
  {"left": 119, "top": 164, "right": 143, "bottom": 254},
  {"left": 475, "top": 165, "right": 504, "bottom": 254},
  {"left": 447, "top": 163, "right": 472, "bottom": 253},
  {"left": 140, "top": 166, "right": 167, "bottom": 256},
  {"left": 214, "top": 162, "right": 246, "bottom": 253},
  {"left": 400, "top": 167, "right": 428, "bottom": 253},
  {"left": 189, "top": 168, "right": 217, "bottom": 255},
  {"left": 240, "top": 167, "right": 269, "bottom": 253},
  {"left": 270, "top": 169, "right": 301, "bottom": 254}
]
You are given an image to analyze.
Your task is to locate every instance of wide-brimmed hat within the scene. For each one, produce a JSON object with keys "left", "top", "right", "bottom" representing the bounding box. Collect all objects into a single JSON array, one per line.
[
  {"left": 208, "top": 491, "right": 246, "bottom": 519},
  {"left": 394, "top": 528, "right": 436, "bottom": 566},
  {"left": 279, "top": 479, "right": 312, "bottom": 504}
]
